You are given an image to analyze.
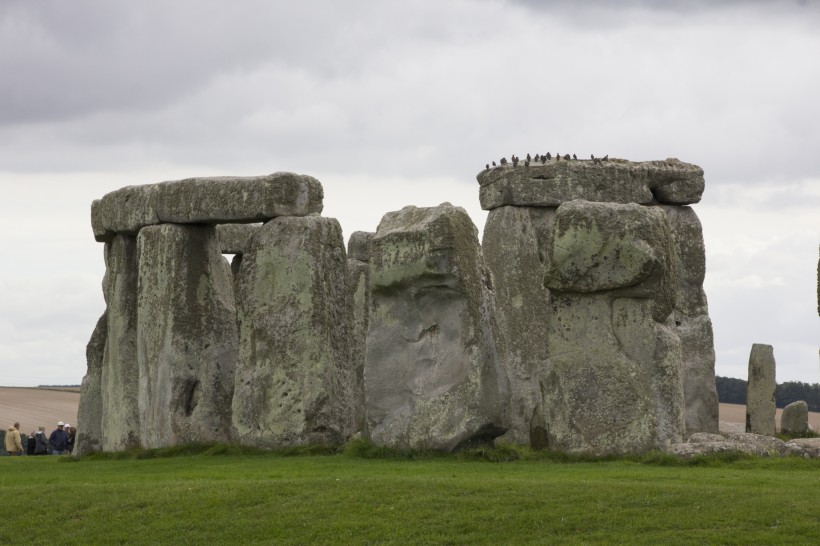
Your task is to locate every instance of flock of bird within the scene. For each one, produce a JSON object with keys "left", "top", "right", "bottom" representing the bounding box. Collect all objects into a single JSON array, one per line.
[{"left": 485, "top": 153, "right": 609, "bottom": 171}]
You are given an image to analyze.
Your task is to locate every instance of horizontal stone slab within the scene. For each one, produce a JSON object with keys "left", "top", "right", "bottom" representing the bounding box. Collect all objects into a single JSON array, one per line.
[
  {"left": 91, "top": 172, "right": 324, "bottom": 242},
  {"left": 476, "top": 158, "right": 703, "bottom": 210}
]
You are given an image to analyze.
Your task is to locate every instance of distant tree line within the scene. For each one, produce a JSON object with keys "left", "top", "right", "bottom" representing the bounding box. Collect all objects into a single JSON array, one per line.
[{"left": 716, "top": 376, "right": 820, "bottom": 412}]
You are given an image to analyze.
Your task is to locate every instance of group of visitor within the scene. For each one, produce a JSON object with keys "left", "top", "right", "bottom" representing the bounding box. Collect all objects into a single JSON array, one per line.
[{"left": 4, "top": 421, "right": 76, "bottom": 456}]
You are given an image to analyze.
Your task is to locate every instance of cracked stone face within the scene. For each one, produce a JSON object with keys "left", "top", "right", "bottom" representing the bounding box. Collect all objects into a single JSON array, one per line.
[{"left": 364, "top": 204, "right": 509, "bottom": 451}]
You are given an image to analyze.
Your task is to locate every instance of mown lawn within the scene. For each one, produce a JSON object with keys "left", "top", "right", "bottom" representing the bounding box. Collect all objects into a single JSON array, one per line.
[{"left": 1, "top": 448, "right": 819, "bottom": 545}]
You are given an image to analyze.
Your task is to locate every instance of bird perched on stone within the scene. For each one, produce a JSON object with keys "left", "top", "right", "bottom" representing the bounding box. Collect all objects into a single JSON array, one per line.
[
  {"left": 563, "top": 154, "right": 570, "bottom": 160},
  {"left": 556, "top": 153, "right": 561, "bottom": 161},
  {"left": 590, "top": 154, "right": 595, "bottom": 160},
  {"left": 572, "top": 154, "right": 577, "bottom": 160},
  {"left": 602, "top": 155, "right": 608, "bottom": 161},
  {"left": 492, "top": 160, "right": 497, "bottom": 167},
  {"left": 512, "top": 156, "right": 519, "bottom": 167},
  {"left": 485, "top": 164, "right": 489, "bottom": 170},
  {"left": 524, "top": 160, "right": 530, "bottom": 168},
  {"left": 546, "top": 152, "right": 552, "bottom": 160},
  {"left": 526, "top": 153, "right": 531, "bottom": 162},
  {"left": 500, "top": 157, "right": 508, "bottom": 165}
]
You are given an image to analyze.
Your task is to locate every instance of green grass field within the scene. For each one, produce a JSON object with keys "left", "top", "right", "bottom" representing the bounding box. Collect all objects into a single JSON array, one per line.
[{"left": 2, "top": 446, "right": 819, "bottom": 545}]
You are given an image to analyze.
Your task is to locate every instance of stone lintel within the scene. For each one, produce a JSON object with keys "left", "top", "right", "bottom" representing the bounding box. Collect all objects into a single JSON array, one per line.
[
  {"left": 476, "top": 158, "right": 704, "bottom": 210},
  {"left": 91, "top": 172, "right": 324, "bottom": 242}
]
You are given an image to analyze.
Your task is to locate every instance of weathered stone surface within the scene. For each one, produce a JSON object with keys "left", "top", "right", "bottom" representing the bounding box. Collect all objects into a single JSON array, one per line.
[
  {"left": 540, "top": 200, "right": 684, "bottom": 454},
  {"left": 687, "top": 432, "right": 725, "bottom": 443},
  {"left": 100, "top": 235, "right": 141, "bottom": 451},
  {"left": 477, "top": 158, "right": 704, "bottom": 210},
  {"left": 136, "top": 224, "right": 238, "bottom": 448},
  {"left": 661, "top": 205, "right": 718, "bottom": 434},
  {"left": 216, "top": 223, "right": 261, "bottom": 255},
  {"left": 544, "top": 200, "right": 677, "bottom": 322},
  {"left": 482, "top": 205, "right": 553, "bottom": 446},
  {"left": 347, "top": 232, "right": 373, "bottom": 435},
  {"left": 232, "top": 216, "right": 353, "bottom": 448},
  {"left": 723, "top": 432, "right": 787, "bottom": 454},
  {"left": 347, "top": 258, "right": 369, "bottom": 434},
  {"left": 663, "top": 441, "right": 771, "bottom": 458},
  {"left": 746, "top": 344, "right": 776, "bottom": 436},
  {"left": 347, "top": 231, "right": 374, "bottom": 263},
  {"left": 676, "top": 316, "right": 718, "bottom": 433},
  {"left": 75, "top": 312, "right": 107, "bottom": 455},
  {"left": 92, "top": 173, "right": 324, "bottom": 241},
  {"left": 785, "top": 438, "right": 820, "bottom": 458},
  {"left": 671, "top": 431, "right": 786, "bottom": 457},
  {"left": 542, "top": 294, "right": 685, "bottom": 454},
  {"left": 365, "top": 204, "right": 509, "bottom": 451},
  {"left": 780, "top": 401, "right": 809, "bottom": 434}
]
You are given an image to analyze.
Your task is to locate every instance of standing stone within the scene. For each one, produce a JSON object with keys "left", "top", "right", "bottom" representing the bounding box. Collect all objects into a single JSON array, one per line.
[
  {"left": 746, "top": 343, "right": 777, "bottom": 436},
  {"left": 482, "top": 206, "right": 553, "bottom": 447},
  {"left": 100, "top": 235, "right": 141, "bottom": 451},
  {"left": 347, "top": 231, "right": 374, "bottom": 435},
  {"left": 780, "top": 400, "right": 809, "bottom": 434},
  {"left": 542, "top": 200, "right": 685, "bottom": 454},
  {"left": 75, "top": 312, "right": 107, "bottom": 455},
  {"left": 365, "top": 204, "right": 509, "bottom": 451},
  {"left": 661, "top": 205, "right": 718, "bottom": 433},
  {"left": 136, "top": 224, "right": 238, "bottom": 448},
  {"left": 232, "top": 216, "right": 353, "bottom": 448}
]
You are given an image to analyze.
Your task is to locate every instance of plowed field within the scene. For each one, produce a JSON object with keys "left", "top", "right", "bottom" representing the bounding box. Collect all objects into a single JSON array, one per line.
[{"left": 0, "top": 387, "right": 79, "bottom": 436}]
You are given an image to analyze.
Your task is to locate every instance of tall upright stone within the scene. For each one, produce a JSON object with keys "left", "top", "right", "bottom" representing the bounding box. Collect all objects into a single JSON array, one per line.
[
  {"left": 746, "top": 343, "right": 777, "bottom": 436},
  {"left": 364, "top": 204, "right": 509, "bottom": 451},
  {"left": 100, "top": 235, "right": 141, "bottom": 451},
  {"left": 232, "top": 215, "right": 353, "bottom": 448},
  {"left": 136, "top": 224, "right": 238, "bottom": 448},
  {"left": 75, "top": 312, "right": 107, "bottom": 455},
  {"left": 661, "top": 205, "right": 719, "bottom": 433},
  {"left": 479, "top": 157, "right": 716, "bottom": 449},
  {"left": 542, "top": 200, "right": 685, "bottom": 454},
  {"left": 482, "top": 206, "right": 553, "bottom": 446},
  {"left": 347, "top": 231, "right": 374, "bottom": 435}
]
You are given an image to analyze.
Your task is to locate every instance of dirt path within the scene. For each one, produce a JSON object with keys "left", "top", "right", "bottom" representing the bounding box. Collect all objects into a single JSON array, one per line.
[{"left": 0, "top": 387, "right": 79, "bottom": 436}]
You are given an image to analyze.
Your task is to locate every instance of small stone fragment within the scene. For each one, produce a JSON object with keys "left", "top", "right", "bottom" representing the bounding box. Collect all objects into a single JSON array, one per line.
[{"left": 780, "top": 400, "right": 809, "bottom": 434}]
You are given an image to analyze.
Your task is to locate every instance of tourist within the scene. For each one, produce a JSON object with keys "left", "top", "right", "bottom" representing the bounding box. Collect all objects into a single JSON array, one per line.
[
  {"left": 4, "top": 422, "right": 23, "bottom": 456},
  {"left": 26, "top": 432, "right": 36, "bottom": 455},
  {"left": 33, "top": 426, "right": 49, "bottom": 455},
  {"left": 49, "top": 422, "right": 68, "bottom": 455},
  {"left": 65, "top": 424, "right": 76, "bottom": 454}
]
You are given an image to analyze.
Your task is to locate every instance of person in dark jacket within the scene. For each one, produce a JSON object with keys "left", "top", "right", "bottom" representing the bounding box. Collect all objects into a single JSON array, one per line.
[
  {"left": 34, "top": 426, "right": 49, "bottom": 455},
  {"left": 26, "top": 433, "right": 36, "bottom": 455},
  {"left": 49, "top": 422, "right": 68, "bottom": 455},
  {"left": 65, "top": 425, "right": 76, "bottom": 454}
]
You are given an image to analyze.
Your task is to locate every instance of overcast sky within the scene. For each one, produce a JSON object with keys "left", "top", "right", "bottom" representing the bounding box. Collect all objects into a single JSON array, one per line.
[{"left": 1, "top": 0, "right": 818, "bottom": 387}]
